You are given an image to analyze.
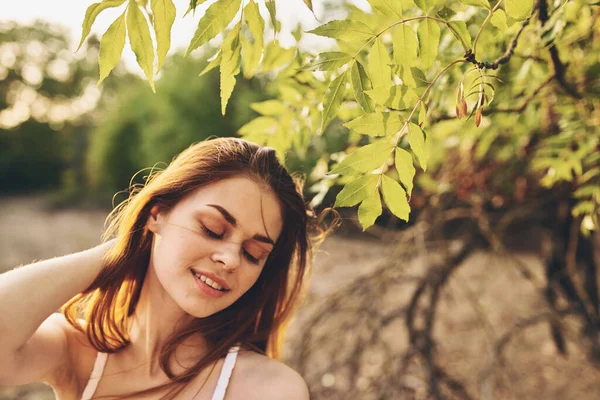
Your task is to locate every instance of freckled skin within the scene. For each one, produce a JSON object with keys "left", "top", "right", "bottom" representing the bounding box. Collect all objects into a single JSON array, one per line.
[{"left": 146, "top": 175, "right": 284, "bottom": 319}]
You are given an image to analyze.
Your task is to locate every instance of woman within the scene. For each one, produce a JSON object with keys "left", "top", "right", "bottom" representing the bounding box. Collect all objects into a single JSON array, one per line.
[{"left": 0, "top": 138, "right": 337, "bottom": 399}]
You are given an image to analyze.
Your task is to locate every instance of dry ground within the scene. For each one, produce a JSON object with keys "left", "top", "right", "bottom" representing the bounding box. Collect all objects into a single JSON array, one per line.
[{"left": 0, "top": 196, "right": 598, "bottom": 399}]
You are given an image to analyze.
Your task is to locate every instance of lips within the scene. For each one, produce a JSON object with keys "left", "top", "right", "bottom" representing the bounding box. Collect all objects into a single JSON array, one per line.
[
  {"left": 191, "top": 270, "right": 229, "bottom": 298},
  {"left": 190, "top": 268, "right": 231, "bottom": 291}
]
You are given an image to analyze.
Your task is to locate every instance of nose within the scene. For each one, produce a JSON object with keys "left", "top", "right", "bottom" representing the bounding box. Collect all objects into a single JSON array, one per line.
[{"left": 211, "top": 240, "right": 241, "bottom": 272}]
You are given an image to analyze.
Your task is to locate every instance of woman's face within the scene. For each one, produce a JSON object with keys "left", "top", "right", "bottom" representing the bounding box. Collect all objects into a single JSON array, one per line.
[{"left": 146, "top": 175, "right": 284, "bottom": 318}]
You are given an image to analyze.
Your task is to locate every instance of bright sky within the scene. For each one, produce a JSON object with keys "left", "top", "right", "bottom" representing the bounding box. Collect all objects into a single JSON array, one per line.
[{"left": 1, "top": 0, "right": 350, "bottom": 71}]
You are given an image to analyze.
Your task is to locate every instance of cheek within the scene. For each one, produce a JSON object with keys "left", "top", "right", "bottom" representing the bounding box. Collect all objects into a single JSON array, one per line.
[
  {"left": 236, "top": 268, "right": 263, "bottom": 295},
  {"left": 155, "top": 230, "right": 210, "bottom": 264}
]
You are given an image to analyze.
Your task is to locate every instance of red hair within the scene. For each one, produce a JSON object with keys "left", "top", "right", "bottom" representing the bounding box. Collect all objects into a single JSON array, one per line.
[{"left": 62, "top": 137, "right": 338, "bottom": 399}]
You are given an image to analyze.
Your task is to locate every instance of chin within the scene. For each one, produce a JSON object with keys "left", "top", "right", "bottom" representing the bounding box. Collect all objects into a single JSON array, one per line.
[{"left": 180, "top": 300, "right": 227, "bottom": 319}]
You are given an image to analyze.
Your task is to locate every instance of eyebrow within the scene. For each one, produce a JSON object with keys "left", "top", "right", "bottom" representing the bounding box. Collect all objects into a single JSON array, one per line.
[{"left": 205, "top": 204, "right": 276, "bottom": 246}]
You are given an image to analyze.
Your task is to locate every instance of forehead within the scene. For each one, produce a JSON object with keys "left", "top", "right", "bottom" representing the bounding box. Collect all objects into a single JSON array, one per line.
[{"left": 176, "top": 175, "right": 284, "bottom": 241}]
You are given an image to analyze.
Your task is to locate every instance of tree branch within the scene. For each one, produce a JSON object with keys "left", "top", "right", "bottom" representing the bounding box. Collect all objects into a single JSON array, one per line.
[
  {"left": 537, "top": 0, "right": 582, "bottom": 98},
  {"left": 465, "top": 16, "right": 532, "bottom": 70}
]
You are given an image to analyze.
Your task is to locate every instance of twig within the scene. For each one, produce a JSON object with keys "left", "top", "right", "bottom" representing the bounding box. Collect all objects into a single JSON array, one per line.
[
  {"left": 484, "top": 74, "right": 554, "bottom": 114},
  {"left": 537, "top": 0, "right": 581, "bottom": 98},
  {"left": 472, "top": 0, "right": 505, "bottom": 56},
  {"left": 465, "top": 16, "right": 532, "bottom": 70}
]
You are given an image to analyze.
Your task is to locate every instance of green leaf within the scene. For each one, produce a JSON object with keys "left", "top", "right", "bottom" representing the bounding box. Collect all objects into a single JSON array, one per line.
[
  {"left": 151, "top": 0, "right": 176, "bottom": 72},
  {"left": 334, "top": 174, "right": 379, "bottom": 207},
  {"left": 417, "top": 19, "right": 440, "bottom": 71},
  {"left": 241, "top": 36, "right": 257, "bottom": 78},
  {"left": 381, "top": 175, "right": 410, "bottom": 221},
  {"left": 302, "top": 0, "right": 315, "bottom": 14},
  {"left": 418, "top": 102, "right": 427, "bottom": 127},
  {"left": 458, "top": 0, "right": 490, "bottom": 8},
  {"left": 408, "top": 122, "right": 428, "bottom": 171},
  {"left": 448, "top": 21, "right": 472, "bottom": 51},
  {"left": 395, "top": 148, "right": 415, "bottom": 196},
  {"left": 238, "top": 116, "right": 278, "bottom": 136},
  {"left": 220, "top": 23, "right": 242, "bottom": 115},
  {"left": 358, "top": 189, "right": 382, "bottom": 230},
  {"left": 322, "top": 70, "right": 348, "bottom": 131},
  {"left": 393, "top": 24, "right": 418, "bottom": 66},
  {"left": 365, "top": 84, "right": 417, "bottom": 109},
  {"left": 242, "top": 0, "right": 263, "bottom": 78},
  {"left": 265, "top": 0, "right": 277, "bottom": 32},
  {"left": 368, "top": 37, "right": 393, "bottom": 89},
  {"left": 414, "top": 0, "right": 435, "bottom": 13},
  {"left": 261, "top": 40, "right": 295, "bottom": 72},
  {"left": 369, "top": 0, "right": 403, "bottom": 18},
  {"left": 351, "top": 61, "right": 375, "bottom": 113},
  {"left": 505, "top": 0, "right": 533, "bottom": 20},
  {"left": 343, "top": 112, "right": 404, "bottom": 137},
  {"left": 199, "top": 51, "right": 221, "bottom": 76},
  {"left": 127, "top": 1, "right": 155, "bottom": 92},
  {"left": 244, "top": 0, "right": 264, "bottom": 46},
  {"left": 410, "top": 67, "right": 428, "bottom": 87},
  {"left": 308, "top": 20, "right": 375, "bottom": 43},
  {"left": 330, "top": 141, "right": 394, "bottom": 175},
  {"left": 490, "top": 9, "right": 508, "bottom": 30},
  {"left": 98, "top": 11, "right": 127, "bottom": 85},
  {"left": 77, "top": 0, "right": 126, "bottom": 51},
  {"left": 184, "top": 0, "right": 208, "bottom": 17},
  {"left": 395, "top": 64, "right": 415, "bottom": 87},
  {"left": 250, "top": 100, "right": 288, "bottom": 115},
  {"left": 186, "top": 0, "right": 242, "bottom": 55},
  {"left": 304, "top": 52, "right": 352, "bottom": 71}
]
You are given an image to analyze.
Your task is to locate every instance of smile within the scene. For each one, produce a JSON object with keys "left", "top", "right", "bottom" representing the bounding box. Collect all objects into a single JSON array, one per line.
[{"left": 191, "top": 270, "right": 230, "bottom": 297}]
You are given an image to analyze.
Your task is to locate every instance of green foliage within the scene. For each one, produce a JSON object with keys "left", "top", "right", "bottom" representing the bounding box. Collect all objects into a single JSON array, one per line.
[
  {"left": 88, "top": 52, "right": 264, "bottom": 195},
  {"left": 505, "top": 0, "right": 533, "bottom": 20},
  {"left": 127, "top": 1, "right": 156, "bottom": 91},
  {"left": 186, "top": 0, "right": 242, "bottom": 55},
  {"left": 81, "top": 0, "right": 600, "bottom": 237},
  {"left": 99, "top": 11, "right": 127, "bottom": 84},
  {"left": 321, "top": 71, "right": 348, "bottom": 132},
  {"left": 77, "top": 0, "right": 126, "bottom": 51},
  {"left": 151, "top": 0, "right": 176, "bottom": 71},
  {"left": 220, "top": 23, "right": 242, "bottom": 115},
  {"left": 417, "top": 19, "right": 440, "bottom": 71},
  {"left": 241, "top": 0, "right": 263, "bottom": 78}
]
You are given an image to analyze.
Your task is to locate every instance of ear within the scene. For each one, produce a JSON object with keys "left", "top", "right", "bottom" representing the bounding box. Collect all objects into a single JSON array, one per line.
[{"left": 146, "top": 204, "right": 161, "bottom": 234}]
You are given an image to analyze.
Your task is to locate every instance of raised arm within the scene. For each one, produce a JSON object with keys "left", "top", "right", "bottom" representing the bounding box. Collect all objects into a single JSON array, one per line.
[{"left": 0, "top": 240, "right": 112, "bottom": 386}]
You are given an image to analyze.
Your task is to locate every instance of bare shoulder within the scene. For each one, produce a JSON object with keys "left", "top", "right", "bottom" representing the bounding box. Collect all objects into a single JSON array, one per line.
[
  {"left": 46, "top": 314, "right": 94, "bottom": 389},
  {"left": 230, "top": 350, "right": 310, "bottom": 400}
]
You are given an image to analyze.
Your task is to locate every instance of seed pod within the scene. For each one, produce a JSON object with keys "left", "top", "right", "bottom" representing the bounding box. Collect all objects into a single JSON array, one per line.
[
  {"left": 456, "top": 83, "right": 463, "bottom": 119},
  {"left": 477, "top": 84, "right": 485, "bottom": 108},
  {"left": 475, "top": 107, "right": 483, "bottom": 127},
  {"left": 461, "top": 97, "right": 468, "bottom": 117}
]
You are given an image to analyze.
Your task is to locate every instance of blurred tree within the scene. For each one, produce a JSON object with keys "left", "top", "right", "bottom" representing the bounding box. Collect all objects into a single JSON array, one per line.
[
  {"left": 0, "top": 21, "right": 139, "bottom": 198},
  {"left": 86, "top": 51, "right": 267, "bottom": 200},
  {"left": 0, "top": 22, "right": 96, "bottom": 193}
]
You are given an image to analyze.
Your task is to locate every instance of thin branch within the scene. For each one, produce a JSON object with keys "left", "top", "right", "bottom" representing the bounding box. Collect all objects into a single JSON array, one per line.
[
  {"left": 465, "top": 16, "right": 532, "bottom": 70},
  {"left": 537, "top": 0, "right": 582, "bottom": 98},
  {"left": 472, "top": 0, "right": 505, "bottom": 56},
  {"left": 484, "top": 74, "right": 554, "bottom": 114},
  {"left": 393, "top": 58, "right": 466, "bottom": 146}
]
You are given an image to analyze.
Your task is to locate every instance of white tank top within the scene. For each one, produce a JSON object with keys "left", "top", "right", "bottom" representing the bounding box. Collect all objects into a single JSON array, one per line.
[{"left": 80, "top": 345, "right": 241, "bottom": 400}]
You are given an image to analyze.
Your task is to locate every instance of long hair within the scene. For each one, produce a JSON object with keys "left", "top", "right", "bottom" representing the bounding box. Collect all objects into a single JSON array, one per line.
[{"left": 62, "top": 137, "right": 339, "bottom": 399}]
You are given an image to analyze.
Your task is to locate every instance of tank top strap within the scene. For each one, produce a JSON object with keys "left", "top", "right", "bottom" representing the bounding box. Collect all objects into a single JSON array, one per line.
[
  {"left": 210, "top": 344, "right": 241, "bottom": 400},
  {"left": 80, "top": 351, "right": 109, "bottom": 400}
]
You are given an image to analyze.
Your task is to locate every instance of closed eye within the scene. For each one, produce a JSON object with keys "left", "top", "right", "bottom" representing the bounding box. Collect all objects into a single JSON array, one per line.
[
  {"left": 201, "top": 225, "right": 261, "bottom": 264},
  {"left": 200, "top": 225, "right": 223, "bottom": 239}
]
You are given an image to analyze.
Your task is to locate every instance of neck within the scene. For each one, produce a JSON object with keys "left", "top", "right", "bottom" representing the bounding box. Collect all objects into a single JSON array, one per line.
[{"left": 125, "top": 265, "right": 208, "bottom": 378}]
